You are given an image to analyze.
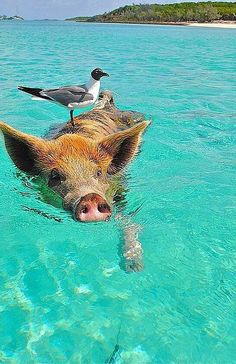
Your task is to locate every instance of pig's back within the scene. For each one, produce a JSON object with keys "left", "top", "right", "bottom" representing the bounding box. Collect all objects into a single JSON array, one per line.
[{"left": 45, "top": 91, "right": 145, "bottom": 140}]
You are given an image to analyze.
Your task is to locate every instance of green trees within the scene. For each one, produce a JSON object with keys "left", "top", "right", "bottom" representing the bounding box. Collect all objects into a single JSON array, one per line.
[
  {"left": 87, "top": 2, "right": 236, "bottom": 23},
  {"left": 194, "top": 5, "right": 220, "bottom": 22}
]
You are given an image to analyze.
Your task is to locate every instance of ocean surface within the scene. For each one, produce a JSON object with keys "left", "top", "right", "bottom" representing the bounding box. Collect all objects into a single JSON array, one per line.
[{"left": 0, "top": 20, "right": 235, "bottom": 363}]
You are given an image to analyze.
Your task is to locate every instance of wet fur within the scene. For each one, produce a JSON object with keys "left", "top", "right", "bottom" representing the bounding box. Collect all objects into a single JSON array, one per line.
[
  {"left": 47, "top": 90, "right": 146, "bottom": 140},
  {"left": 0, "top": 91, "right": 149, "bottom": 272}
]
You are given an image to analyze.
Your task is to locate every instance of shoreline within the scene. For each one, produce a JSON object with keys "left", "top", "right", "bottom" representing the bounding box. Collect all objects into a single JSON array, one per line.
[
  {"left": 71, "top": 20, "right": 236, "bottom": 29},
  {"left": 187, "top": 22, "right": 236, "bottom": 28}
]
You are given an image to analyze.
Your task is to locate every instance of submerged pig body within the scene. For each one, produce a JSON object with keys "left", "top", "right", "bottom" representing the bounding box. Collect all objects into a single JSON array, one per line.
[{"left": 0, "top": 91, "right": 149, "bottom": 222}]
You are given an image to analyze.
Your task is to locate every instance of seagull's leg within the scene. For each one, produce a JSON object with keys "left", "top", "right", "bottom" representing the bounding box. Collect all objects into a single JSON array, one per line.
[{"left": 70, "top": 110, "right": 75, "bottom": 127}]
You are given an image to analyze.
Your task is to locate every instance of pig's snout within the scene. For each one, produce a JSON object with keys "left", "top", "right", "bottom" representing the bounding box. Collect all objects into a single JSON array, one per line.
[{"left": 73, "top": 193, "right": 111, "bottom": 222}]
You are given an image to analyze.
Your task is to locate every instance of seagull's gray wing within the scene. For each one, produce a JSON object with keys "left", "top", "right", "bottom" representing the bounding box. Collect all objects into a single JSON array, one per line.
[
  {"left": 51, "top": 84, "right": 88, "bottom": 93},
  {"left": 41, "top": 85, "right": 93, "bottom": 107}
]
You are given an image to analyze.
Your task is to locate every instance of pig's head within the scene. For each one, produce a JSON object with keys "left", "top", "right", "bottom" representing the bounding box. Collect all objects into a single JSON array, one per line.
[{"left": 0, "top": 121, "right": 149, "bottom": 222}]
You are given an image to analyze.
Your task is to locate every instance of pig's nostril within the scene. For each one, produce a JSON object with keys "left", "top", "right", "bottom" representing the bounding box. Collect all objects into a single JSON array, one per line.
[
  {"left": 80, "top": 205, "right": 88, "bottom": 214},
  {"left": 98, "top": 203, "right": 111, "bottom": 214}
]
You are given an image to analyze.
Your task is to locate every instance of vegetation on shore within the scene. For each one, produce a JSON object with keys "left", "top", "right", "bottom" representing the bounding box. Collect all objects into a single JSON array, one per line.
[
  {"left": 66, "top": 2, "right": 236, "bottom": 24},
  {"left": 65, "top": 16, "right": 90, "bottom": 22}
]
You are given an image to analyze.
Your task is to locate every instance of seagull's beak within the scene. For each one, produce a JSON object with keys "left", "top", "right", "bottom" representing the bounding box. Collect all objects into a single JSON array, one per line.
[{"left": 102, "top": 72, "right": 109, "bottom": 77}]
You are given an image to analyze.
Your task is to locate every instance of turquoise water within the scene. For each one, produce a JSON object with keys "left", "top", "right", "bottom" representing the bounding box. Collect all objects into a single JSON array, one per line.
[{"left": 0, "top": 20, "right": 236, "bottom": 363}]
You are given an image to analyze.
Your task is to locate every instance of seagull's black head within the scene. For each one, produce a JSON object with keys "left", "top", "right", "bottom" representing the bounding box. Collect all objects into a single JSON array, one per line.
[{"left": 91, "top": 68, "right": 109, "bottom": 81}]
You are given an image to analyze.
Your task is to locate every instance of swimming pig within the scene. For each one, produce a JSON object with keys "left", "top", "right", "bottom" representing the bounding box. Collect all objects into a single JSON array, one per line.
[
  {"left": 0, "top": 91, "right": 149, "bottom": 223},
  {"left": 0, "top": 91, "right": 149, "bottom": 271}
]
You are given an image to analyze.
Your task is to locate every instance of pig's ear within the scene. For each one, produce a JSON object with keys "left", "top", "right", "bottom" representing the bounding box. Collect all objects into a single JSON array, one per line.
[
  {"left": 99, "top": 121, "right": 150, "bottom": 174},
  {"left": 0, "top": 121, "right": 47, "bottom": 173}
]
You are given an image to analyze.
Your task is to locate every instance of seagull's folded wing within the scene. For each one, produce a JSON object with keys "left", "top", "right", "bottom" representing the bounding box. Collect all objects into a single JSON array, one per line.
[{"left": 41, "top": 86, "right": 94, "bottom": 107}]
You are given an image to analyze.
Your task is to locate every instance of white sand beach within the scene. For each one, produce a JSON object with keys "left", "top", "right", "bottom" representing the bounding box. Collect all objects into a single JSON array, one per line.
[{"left": 188, "top": 22, "right": 236, "bottom": 29}]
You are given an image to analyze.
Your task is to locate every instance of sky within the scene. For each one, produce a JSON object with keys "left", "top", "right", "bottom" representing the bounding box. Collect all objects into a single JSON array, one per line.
[
  {"left": 1, "top": 0, "right": 153, "bottom": 19},
  {"left": 0, "top": 0, "right": 233, "bottom": 20}
]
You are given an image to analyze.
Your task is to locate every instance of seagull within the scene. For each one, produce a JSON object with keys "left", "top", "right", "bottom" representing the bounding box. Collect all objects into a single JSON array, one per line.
[{"left": 18, "top": 68, "right": 109, "bottom": 126}]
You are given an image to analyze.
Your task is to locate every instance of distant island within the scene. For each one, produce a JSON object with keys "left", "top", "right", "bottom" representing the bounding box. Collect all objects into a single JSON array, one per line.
[
  {"left": 66, "top": 2, "right": 236, "bottom": 25},
  {"left": 65, "top": 16, "right": 90, "bottom": 22},
  {"left": 0, "top": 15, "right": 24, "bottom": 20}
]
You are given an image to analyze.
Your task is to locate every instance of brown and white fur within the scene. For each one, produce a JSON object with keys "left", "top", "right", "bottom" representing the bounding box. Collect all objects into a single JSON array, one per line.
[{"left": 0, "top": 91, "right": 150, "bottom": 271}]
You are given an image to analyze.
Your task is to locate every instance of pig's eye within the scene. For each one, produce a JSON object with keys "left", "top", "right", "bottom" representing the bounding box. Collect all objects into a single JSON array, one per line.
[
  {"left": 96, "top": 169, "right": 102, "bottom": 178},
  {"left": 48, "top": 169, "right": 64, "bottom": 187}
]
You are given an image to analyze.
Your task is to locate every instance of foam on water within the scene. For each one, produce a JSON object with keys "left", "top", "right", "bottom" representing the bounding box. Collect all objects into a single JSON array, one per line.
[{"left": 0, "top": 21, "right": 235, "bottom": 363}]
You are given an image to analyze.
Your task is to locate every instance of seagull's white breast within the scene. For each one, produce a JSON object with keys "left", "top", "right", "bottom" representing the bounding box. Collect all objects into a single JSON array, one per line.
[
  {"left": 68, "top": 78, "right": 100, "bottom": 110},
  {"left": 86, "top": 78, "right": 100, "bottom": 101}
]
